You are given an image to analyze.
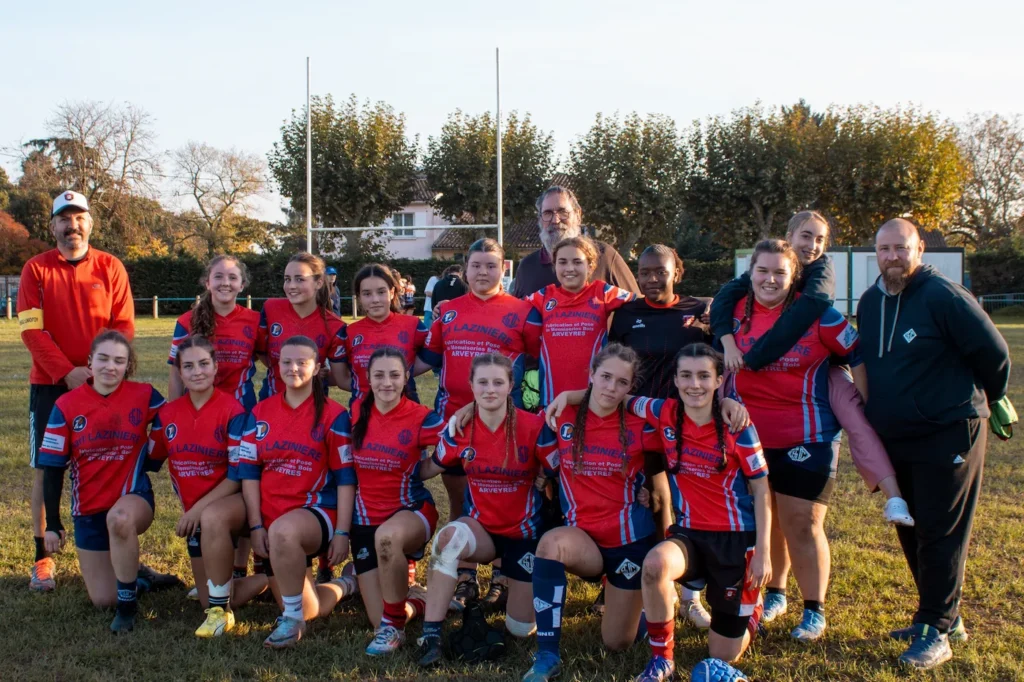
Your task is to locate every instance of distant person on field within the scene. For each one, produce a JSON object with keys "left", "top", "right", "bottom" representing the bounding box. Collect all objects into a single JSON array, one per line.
[
  {"left": 428, "top": 264, "right": 467, "bottom": 318},
  {"left": 326, "top": 266, "right": 342, "bottom": 316},
  {"left": 857, "top": 218, "right": 1010, "bottom": 671},
  {"left": 423, "top": 272, "right": 440, "bottom": 326}
]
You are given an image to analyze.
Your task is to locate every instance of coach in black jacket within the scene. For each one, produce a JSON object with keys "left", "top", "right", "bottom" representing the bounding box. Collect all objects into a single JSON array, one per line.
[{"left": 857, "top": 219, "right": 1010, "bottom": 670}]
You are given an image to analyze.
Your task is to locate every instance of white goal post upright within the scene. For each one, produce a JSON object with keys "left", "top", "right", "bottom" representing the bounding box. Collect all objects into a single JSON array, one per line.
[{"left": 306, "top": 56, "right": 313, "bottom": 253}]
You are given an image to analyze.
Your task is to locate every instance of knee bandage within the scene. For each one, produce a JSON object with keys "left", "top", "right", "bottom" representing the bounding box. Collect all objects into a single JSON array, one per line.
[
  {"left": 429, "top": 520, "right": 476, "bottom": 578},
  {"left": 505, "top": 614, "right": 537, "bottom": 638}
]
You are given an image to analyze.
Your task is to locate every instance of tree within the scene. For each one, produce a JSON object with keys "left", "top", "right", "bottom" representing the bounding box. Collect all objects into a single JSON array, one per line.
[
  {"left": 423, "top": 110, "right": 555, "bottom": 228},
  {"left": 955, "top": 113, "right": 1024, "bottom": 248},
  {"left": 268, "top": 94, "right": 418, "bottom": 259},
  {"left": 568, "top": 112, "right": 687, "bottom": 257},
  {"left": 172, "top": 142, "right": 267, "bottom": 256},
  {"left": 0, "top": 211, "right": 49, "bottom": 274},
  {"left": 0, "top": 167, "right": 11, "bottom": 211}
]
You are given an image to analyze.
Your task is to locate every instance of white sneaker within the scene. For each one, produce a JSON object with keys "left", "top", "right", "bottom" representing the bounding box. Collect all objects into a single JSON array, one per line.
[
  {"left": 681, "top": 599, "right": 712, "bottom": 629},
  {"left": 187, "top": 586, "right": 199, "bottom": 601},
  {"left": 884, "top": 497, "right": 915, "bottom": 527},
  {"left": 366, "top": 624, "right": 405, "bottom": 656}
]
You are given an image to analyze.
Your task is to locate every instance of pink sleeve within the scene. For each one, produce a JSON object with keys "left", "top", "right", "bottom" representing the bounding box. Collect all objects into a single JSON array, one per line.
[{"left": 827, "top": 365, "right": 894, "bottom": 491}]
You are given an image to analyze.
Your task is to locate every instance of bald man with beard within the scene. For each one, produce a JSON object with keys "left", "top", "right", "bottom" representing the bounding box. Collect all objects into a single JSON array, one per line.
[{"left": 856, "top": 219, "right": 1010, "bottom": 670}]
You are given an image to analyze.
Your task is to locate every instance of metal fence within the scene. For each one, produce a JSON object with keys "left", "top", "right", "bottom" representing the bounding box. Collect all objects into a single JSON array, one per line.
[{"left": 978, "top": 292, "right": 1024, "bottom": 314}]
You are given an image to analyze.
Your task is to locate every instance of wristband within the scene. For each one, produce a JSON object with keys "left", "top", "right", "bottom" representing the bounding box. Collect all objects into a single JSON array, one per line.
[
  {"left": 333, "top": 529, "right": 349, "bottom": 537},
  {"left": 249, "top": 524, "right": 264, "bottom": 532}
]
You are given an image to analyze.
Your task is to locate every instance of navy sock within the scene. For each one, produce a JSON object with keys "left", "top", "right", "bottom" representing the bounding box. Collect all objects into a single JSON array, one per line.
[
  {"left": 767, "top": 587, "right": 786, "bottom": 596},
  {"left": 34, "top": 537, "right": 47, "bottom": 562},
  {"left": 116, "top": 579, "right": 138, "bottom": 615},
  {"left": 422, "top": 620, "right": 443, "bottom": 639},
  {"left": 804, "top": 600, "right": 824, "bottom": 614},
  {"left": 634, "top": 610, "right": 649, "bottom": 643},
  {"left": 457, "top": 567, "right": 478, "bottom": 581},
  {"left": 532, "top": 557, "right": 566, "bottom": 659}
]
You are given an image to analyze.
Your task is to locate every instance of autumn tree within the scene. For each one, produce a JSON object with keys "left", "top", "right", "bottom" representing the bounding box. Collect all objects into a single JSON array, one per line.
[{"left": 955, "top": 113, "right": 1024, "bottom": 248}]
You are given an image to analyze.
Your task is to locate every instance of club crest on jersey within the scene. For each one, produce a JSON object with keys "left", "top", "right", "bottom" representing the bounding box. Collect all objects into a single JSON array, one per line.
[
  {"left": 442, "top": 310, "right": 457, "bottom": 324},
  {"left": 352, "top": 334, "right": 363, "bottom": 346},
  {"left": 128, "top": 408, "right": 143, "bottom": 427},
  {"left": 397, "top": 429, "right": 413, "bottom": 446},
  {"left": 165, "top": 424, "right": 178, "bottom": 442},
  {"left": 624, "top": 430, "right": 636, "bottom": 447},
  {"left": 559, "top": 423, "right": 574, "bottom": 440},
  {"left": 242, "top": 326, "right": 255, "bottom": 340},
  {"left": 461, "top": 447, "right": 477, "bottom": 462},
  {"left": 502, "top": 312, "right": 521, "bottom": 329},
  {"left": 316, "top": 334, "right": 327, "bottom": 348},
  {"left": 615, "top": 558, "right": 641, "bottom": 581},
  {"left": 270, "top": 323, "right": 283, "bottom": 337},
  {"left": 310, "top": 424, "right": 326, "bottom": 442},
  {"left": 398, "top": 330, "right": 410, "bottom": 344},
  {"left": 544, "top": 299, "right": 557, "bottom": 312},
  {"left": 586, "top": 298, "right": 601, "bottom": 311},
  {"left": 255, "top": 421, "right": 271, "bottom": 441},
  {"left": 787, "top": 446, "right": 811, "bottom": 463},
  {"left": 213, "top": 425, "right": 226, "bottom": 444},
  {"left": 517, "top": 445, "right": 531, "bottom": 464},
  {"left": 662, "top": 426, "right": 677, "bottom": 442},
  {"left": 72, "top": 415, "right": 87, "bottom": 432},
  {"left": 903, "top": 328, "right": 917, "bottom": 344},
  {"left": 518, "top": 552, "right": 535, "bottom": 574}
]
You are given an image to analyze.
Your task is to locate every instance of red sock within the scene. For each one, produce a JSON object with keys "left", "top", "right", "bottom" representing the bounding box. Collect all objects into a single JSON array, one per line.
[
  {"left": 407, "top": 595, "right": 426, "bottom": 621},
  {"left": 647, "top": 619, "right": 675, "bottom": 662},
  {"left": 382, "top": 599, "right": 408, "bottom": 630},
  {"left": 408, "top": 560, "right": 417, "bottom": 587},
  {"left": 747, "top": 600, "right": 764, "bottom": 642}
]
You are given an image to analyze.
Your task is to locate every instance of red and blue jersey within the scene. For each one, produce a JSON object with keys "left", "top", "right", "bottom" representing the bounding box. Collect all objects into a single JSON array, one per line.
[
  {"left": 433, "top": 410, "right": 558, "bottom": 539},
  {"left": 731, "top": 295, "right": 861, "bottom": 449},
  {"left": 337, "top": 312, "right": 428, "bottom": 412},
  {"left": 236, "top": 394, "right": 355, "bottom": 527},
  {"left": 168, "top": 305, "right": 260, "bottom": 410},
  {"left": 38, "top": 381, "right": 164, "bottom": 517},
  {"left": 419, "top": 291, "right": 542, "bottom": 419},
  {"left": 147, "top": 389, "right": 247, "bottom": 512},
  {"left": 552, "top": 405, "right": 659, "bottom": 548},
  {"left": 350, "top": 397, "right": 445, "bottom": 526},
  {"left": 627, "top": 396, "right": 767, "bottom": 533},
  {"left": 526, "top": 280, "right": 635, "bottom": 406},
  {"left": 256, "top": 298, "right": 346, "bottom": 400}
]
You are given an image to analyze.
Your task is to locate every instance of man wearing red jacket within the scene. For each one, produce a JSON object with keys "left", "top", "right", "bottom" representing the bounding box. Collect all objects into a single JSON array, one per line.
[{"left": 18, "top": 190, "right": 135, "bottom": 592}]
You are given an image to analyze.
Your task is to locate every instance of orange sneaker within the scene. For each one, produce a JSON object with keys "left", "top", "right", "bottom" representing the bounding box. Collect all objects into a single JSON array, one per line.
[{"left": 30, "top": 557, "right": 56, "bottom": 592}]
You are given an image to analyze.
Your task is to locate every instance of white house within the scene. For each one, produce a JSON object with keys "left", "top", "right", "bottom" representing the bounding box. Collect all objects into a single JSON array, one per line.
[{"left": 379, "top": 177, "right": 452, "bottom": 259}]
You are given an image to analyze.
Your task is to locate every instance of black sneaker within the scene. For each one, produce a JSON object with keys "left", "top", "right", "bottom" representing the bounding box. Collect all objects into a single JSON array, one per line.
[
  {"left": 136, "top": 564, "right": 181, "bottom": 592},
  {"left": 589, "top": 585, "right": 606, "bottom": 616},
  {"left": 110, "top": 609, "right": 137, "bottom": 634},
  {"left": 481, "top": 580, "right": 508, "bottom": 612},
  {"left": 449, "top": 577, "right": 479, "bottom": 612},
  {"left": 315, "top": 564, "right": 334, "bottom": 584},
  {"left": 416, "top": 634, "right": 444, "bottom": 667}
]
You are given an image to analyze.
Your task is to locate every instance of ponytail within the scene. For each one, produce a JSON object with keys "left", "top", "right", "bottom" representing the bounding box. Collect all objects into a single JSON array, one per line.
[{"left": 288, "top": 252, "right": 333, "bottom": 323}]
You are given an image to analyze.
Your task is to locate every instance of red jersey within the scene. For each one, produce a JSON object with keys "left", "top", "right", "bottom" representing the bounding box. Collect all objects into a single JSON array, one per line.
[
  {"left": 17, "top": 248, "right": 134, "bottom": 385},
  {"left": 350, "top": 398, "right": 445, "bottom": 526},
  {"left": 627, "top": 396, "right": 767, "bottom": 533},
  {"left": 169, "top": 305, "right": 261, "bottom": 410},
  {"left": 433, "top": 410, "right": 558, "bottom": 539},
  {"left": 732, "top": 296, "right": 861, "bottom": 449},
  {"left": 256, "top": 298, "right": 346, "bottom": 400},
  {"left": 37, "top": 381, "right": 164, "bottom": 517},
  {"left": 338, "top": 313, "right": 428, "bottom": 411},
  {"left": 420, "top": 291, "right": 542, "bottom": 418},
  {"left": 525, "top": 280, "right": 635, "bottom": 406},
  {"left": 553, "top": 405, "right": 660, "bottom": 548},
  {"left": 147, "top": 390, "right": 248, "bottom": 512},
  {"left": 237, "top": 394, "right": 354, "bottom": 527}
]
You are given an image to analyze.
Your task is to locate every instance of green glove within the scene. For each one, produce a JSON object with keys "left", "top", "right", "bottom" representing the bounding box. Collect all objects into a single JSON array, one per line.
[
  {"left": 522, "top": 369, "right": 540, "bottom": 412},
  {"left": 989, "top": 395, "right": 1018, "bottom": 441}
]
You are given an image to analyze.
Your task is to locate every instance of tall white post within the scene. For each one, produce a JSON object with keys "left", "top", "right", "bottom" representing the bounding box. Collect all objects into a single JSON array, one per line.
[
  {"left": 495, "top": 47, "right": 503, "bottom": 246},
  {"left": 306, "top": 56, "right": 313, "bottom": 253}
]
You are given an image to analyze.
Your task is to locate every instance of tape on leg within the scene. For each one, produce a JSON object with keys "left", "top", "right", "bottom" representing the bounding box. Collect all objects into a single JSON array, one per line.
[
  {"left": 429, "top": 521, "right": 476, "bottom": 578},
  {"left": 505, "top": 614, "right": 537, "bottom": 637}
]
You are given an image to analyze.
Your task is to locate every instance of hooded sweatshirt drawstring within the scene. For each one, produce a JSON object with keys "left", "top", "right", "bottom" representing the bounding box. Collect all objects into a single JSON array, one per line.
[{"left": 878, "top": 286, "right": 903, "bottom": 358}]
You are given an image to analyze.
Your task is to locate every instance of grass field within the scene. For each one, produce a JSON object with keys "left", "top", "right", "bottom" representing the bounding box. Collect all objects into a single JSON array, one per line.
[{"left": 0, "top": 318, "right": 1021, "bottom": 682}]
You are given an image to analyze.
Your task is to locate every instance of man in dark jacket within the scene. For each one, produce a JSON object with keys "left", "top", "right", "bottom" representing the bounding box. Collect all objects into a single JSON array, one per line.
[
  {"left": 510, "top": 186, "right": 639, "bottom": 298},
  {"left": 857, "top": 219, "right": 1010, "bottom": 670}
]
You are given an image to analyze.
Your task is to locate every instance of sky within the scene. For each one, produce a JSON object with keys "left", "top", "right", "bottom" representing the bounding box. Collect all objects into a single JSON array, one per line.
[{"left": 3, "top": 0, "right": 1022, "bottom": 223}]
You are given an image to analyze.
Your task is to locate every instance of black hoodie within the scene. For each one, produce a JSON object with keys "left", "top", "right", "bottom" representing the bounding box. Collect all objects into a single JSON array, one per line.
[{"left": 856, "top": 265, "right": 1010, "bottom": 444}]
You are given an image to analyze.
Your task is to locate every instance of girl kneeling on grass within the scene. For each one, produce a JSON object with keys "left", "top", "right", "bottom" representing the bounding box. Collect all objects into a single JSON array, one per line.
[
  {"left": 237, "top": 335, "right": 358, "bottom": 649},
  {"left": 148, "top": 335, "right": 269, "bottom": 637},
  {"left": 38, "top": 330, "right": 166, "bottom": 633},
  {"left": 414, "top": 353, "right": 559, "bottom": 667},
  {"left": 344, "top": 348, "right": 446, "bottom": 656}
]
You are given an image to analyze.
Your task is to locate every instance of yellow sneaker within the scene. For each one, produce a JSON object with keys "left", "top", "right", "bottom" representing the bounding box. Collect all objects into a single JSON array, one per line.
[{"left": 195, "top": 607, "right": 235, "bottom": 638}]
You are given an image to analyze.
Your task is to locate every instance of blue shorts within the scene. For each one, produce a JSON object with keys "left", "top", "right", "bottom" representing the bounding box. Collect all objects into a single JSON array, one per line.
[
  {"left": 583, "top": 535, "right": 655, "bottom": 591},
  {"left": 73, "top": 490, "right": 156, "bottom": 552},
  {"left": 489, "top": 532, "right": 540, "bottom": 583}
]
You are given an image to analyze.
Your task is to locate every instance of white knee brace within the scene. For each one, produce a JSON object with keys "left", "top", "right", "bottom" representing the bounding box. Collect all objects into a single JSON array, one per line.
[
  {"left": 505, "top": 614, "right": 537, "bottom": 638},
  {"left": 429, "top": 520, "right": 476, "bottom": 578}
]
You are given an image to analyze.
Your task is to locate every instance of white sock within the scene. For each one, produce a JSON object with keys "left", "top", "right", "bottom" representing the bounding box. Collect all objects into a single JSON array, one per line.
[
  {"left": 282, "top": 593, "right": 304, "bottom": 621},
  {"left": 331, "top": 574, "right": 359, "bottom": 596},
  {"left": 206, "top": 579, "right": 231, "bottom": 607},
  {"left": 681, "top": 587, "right": 697, "bottom": 602}
]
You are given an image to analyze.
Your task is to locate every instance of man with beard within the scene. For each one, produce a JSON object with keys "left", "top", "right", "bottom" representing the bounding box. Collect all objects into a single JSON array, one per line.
[
  {"left": 510, "top": 186, "right": 638, "bottom": 298},
  {"left": 857, "top": 218, "right": 1010, "bottom": 670},
  {"left": 18, "top": 191, "right": 135, "bottom": 593}
]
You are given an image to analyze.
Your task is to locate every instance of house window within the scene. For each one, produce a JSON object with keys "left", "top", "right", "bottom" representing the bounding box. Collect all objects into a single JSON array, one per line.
[{"left": 392, "top": 213, "right": 415, "bottom": 238}]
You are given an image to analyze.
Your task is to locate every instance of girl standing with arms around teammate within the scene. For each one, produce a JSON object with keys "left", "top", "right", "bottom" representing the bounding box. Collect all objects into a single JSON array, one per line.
[
  {"left": 417, "top": 238, "right": 542, "bottom": 608},
  {"left": 524, "top": 236, "right": 635, "bottom": 408},
  {"left": 237, "top": 335, "right": 358, "bottom": 648},
  {"left": 148, "top": 335, "right": 269, "bottom": 637},
  {"left": 344, "top": 348, "right": 446, "bottom": 656},
  {"left": 523, "top": 344, "right": 670, "bottom": 682},
  {"left": 38, "top": 331, "right": 165, "bottom": 633},
  {"left": 414, "top": 354, "right": 559, "bottom": 667},
  {"left": 628, "top": 344, "right": 770, "bottom": 682},
  {"left": 168, "top": 255, "right": 260, "bottom": 411}
]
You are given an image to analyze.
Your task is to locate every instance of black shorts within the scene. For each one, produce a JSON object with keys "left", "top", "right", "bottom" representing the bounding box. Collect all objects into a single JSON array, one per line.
[
  {"left": 671, "top": 526, "right": 760, "bottom": 639},
  {"left": 29, "top": 384, "right": 68, "bottom": 469},
  {"left": 350, "top": 502, "right": 438, "bottom": 575},
  {"left": 72, "top": 490, "right": 156, "bottom": 552},
  {"left": 764, "top": 442, "right": 838, "bottom": 504},
  {"left": 489, "top": 533, "right": 540, "bottom": 583},
  {"left": 264, "top": 507, "right": 332, "bottom": 576},
  {"left": 582, "top": 535, "right": 655, "bottom": 591},
  {"left": 185, "top": 528, "right": 239, "bottom": 559}
]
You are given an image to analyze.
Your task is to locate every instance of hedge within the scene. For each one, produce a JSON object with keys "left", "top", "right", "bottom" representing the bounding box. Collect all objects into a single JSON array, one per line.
[
  {"left": 123, "top": 254, "right": 735, "bottom": 317},
  {"left": 966, "top": 249, "right": 1024, "bottom": 296}
]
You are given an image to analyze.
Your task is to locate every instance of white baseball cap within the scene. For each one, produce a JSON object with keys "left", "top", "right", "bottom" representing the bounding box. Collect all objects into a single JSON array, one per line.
[{"left": 52, "top": 190, "right": 90, "bottom": 217}]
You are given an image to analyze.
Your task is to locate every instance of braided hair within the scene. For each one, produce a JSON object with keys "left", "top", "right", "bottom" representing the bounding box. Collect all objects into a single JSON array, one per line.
[
  {"left": 740, "top": 239, "right": 802, "bottom": 333},
  {"left": 173, "top": 334, "right": 217, "bottom": 371},
  {"left": 351, "top": 347, "right": 408, "bottom": 450},
  {"left": 467, "top": 353, "right": 518, "bottom": 467},
  {"left": 280, "top": 335, "right": 327, "bottom": 430},
  {"left": 191, "top": 255, "right": 249, "bottom": 339},
  {"left": 669, "top": 343, "right": 728, "bottom": 474},
  {"left": 569, "top": 343, "right": 639, "bottom": 475}
]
